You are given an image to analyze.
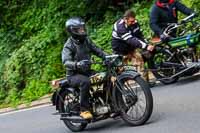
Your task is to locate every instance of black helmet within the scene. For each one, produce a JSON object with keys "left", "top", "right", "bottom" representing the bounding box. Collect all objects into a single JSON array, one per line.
[{"left": 65, "top": 17, "right": 87, "bottom": 40}]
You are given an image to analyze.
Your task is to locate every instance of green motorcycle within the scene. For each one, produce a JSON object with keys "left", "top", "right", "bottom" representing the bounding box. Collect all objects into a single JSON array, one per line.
[
  {"left": 146, "top": 13, "right": 200, "bottom": 84},
  {"left": 51, "top": 54, "right": 153, "bottom": 132}
]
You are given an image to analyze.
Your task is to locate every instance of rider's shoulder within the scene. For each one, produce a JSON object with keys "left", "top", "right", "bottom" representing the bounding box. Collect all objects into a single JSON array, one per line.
[
  {"left": 115, "top": 19, "right": 127, "bottom": 32},
  {"left": 151, "top": 4, "right": 160, "bottom": 12},
  {"left": 63, "top": 37, "right": 75, "bottom": 49}
]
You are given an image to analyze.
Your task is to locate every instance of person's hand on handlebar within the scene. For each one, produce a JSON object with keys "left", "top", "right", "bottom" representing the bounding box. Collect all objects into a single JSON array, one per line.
[
  {"left": 76, "top": 60, "right": 91, "bottom": 71},
  {"left": 160, "top": 33, "right": 171, "bottom": 43},
  {"left": 146, "top": 45, "right": 155, "bottom": 52},
  {"left": 142, "top": 44, "right": 155, "bottom": 59}
]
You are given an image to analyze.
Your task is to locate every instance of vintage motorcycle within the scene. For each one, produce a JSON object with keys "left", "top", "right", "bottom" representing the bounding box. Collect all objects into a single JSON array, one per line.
[
  {"left": 144, "top": 13, "right": 200, "bottom": 84},
  {"left": 51, "top": 54, "right": 153, "bottom": 132}
]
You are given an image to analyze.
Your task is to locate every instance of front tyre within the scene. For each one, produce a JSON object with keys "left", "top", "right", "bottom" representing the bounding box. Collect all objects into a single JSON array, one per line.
[{"left": 115, "top": 76, "right": 153, "bottom": 126}]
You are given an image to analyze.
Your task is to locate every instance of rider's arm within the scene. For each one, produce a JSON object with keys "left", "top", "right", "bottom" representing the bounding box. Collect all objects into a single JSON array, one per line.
[
  {"left": 87, "top": 37, "right": 107, "bottom": 59},
  {"left": 62, "top": 41, "right": 77, "bottom": 70},
  {"left": 150, "top": 5, "right": 163, "bottom": 36},
  {"left": 175, "top": 1, "right": 194, "bottom": 15},
  {"left": 122, "top": 33, "right": 147, "bottom": 49}
]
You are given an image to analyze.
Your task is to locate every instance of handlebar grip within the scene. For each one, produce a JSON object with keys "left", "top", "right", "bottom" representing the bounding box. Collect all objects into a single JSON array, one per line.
[{"left": 182, "top": 13, "right": 196, "bottom": 22}]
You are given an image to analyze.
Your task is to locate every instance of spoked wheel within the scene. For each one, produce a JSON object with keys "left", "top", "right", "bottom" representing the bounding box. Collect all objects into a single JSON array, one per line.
[
  {"left": 58, "top": 89, "right": 87, "bottom": 132},
  {"left": 187, "top": 47, "right": 198, "bottom": 62},
  {"left": 181, "top": 47, "right": 199, "bottom": 76},
  {"left": 115, "top": 75, "right": 153, "bottom": 126},
  {"left": 148, "top": 49, "right": 180, "bottom": 84}
]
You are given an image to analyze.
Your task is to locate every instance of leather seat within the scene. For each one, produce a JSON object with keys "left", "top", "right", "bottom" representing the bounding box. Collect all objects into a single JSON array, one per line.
[{"left": 59, "top": 79, "right": 69, "bottom": 87}]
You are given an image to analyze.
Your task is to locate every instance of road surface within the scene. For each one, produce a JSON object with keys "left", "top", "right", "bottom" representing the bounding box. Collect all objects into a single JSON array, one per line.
[{"left": 1, "top": 74, "right": 200, "bottom": 133}]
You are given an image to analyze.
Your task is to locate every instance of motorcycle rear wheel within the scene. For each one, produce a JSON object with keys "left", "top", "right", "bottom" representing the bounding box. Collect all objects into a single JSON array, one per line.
[
  {"left": 58, "top": 89, "right": 87, "bottom": 132},
  {"left": 147, "top": 49, "right": 179, "bottom": 84}
]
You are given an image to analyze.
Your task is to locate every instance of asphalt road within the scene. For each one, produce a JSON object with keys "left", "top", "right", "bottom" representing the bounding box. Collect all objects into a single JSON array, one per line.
[{"left": 1, "top": 74, "right": 200, "bottom": 133}]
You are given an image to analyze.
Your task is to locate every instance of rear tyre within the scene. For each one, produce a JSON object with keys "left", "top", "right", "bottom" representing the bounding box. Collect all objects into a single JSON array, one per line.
[
  {"left": 58, "top": 89, "right": 87, "bottom": 132},
  {"left": 147, "top": 49, "right": 179, "bottom": 84},
  {"left": 182, "top": 47, "right": 199, "bottom": 76}
]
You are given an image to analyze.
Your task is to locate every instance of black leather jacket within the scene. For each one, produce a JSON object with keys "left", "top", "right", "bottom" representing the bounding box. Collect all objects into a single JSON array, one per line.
[{"left": 62, "top": 37, "right": 106, "bottom": 75}]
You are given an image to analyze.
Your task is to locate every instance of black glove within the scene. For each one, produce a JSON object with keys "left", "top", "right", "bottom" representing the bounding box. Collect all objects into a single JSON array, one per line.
[
  {"left": 160, "top": 34, "right": 170, "bottom": 43},
  {"left": 76, "top": 60, "right": 91, "bottom": 71}
]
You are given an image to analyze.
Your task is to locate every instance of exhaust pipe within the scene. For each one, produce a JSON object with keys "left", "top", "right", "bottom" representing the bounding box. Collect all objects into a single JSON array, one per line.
[{"left": 60, "top": 116, "right": 88, "bottom": 123}]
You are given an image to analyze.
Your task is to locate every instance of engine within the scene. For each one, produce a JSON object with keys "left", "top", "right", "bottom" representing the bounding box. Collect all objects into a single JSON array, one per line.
[
  {"left": 92, "top": 91, "right": 111, "bottom": 115},
  {"left": 95, "top": 105, "right": 110, "bottom": 115}
]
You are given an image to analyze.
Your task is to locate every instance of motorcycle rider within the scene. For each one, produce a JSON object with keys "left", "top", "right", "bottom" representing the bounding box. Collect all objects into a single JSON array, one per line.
[
  {"left": 62, "top": 17, "right": 107, "bottom": 120},
  {"left": 111, "top": 9, "right": 154, "bottom": 81},
  {"left": 112, "top": 9, "right": 154, "bottom": 55},
  {"left": 150, "top": 0, "right": 195, "bottom": 42}
]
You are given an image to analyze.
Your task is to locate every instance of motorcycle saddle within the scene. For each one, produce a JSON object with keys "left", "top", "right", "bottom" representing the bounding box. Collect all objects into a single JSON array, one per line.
[{"left": 59, "top": 79, "right": 70, "bottom": 88}]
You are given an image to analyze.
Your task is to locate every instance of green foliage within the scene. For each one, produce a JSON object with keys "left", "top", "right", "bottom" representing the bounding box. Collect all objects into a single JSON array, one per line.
[
  {"left": 0, "top": 0, "right": 199, "bottom": 107},
  {"left": 22, "top": 80, "right": 51, "bottom": 102},
  {"left": 5, "top": 88, "right": 22, "bottom": 107},
  {"left": 90, "top": 11, "right": 115, "bottom": 54},
  {"left": 132, "top": 1, "right": 154, "bottom": 39},
  {"left": 182, "top": 0, "right": 199, "bottom": 12},
  {"left": 0, "top": 0, "right": 85, "bottom": 106}
]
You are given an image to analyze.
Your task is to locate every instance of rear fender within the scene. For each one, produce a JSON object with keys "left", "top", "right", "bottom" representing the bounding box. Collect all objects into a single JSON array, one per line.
[{"left": 51, "top": 86, "right": 76, "bottom": 111}]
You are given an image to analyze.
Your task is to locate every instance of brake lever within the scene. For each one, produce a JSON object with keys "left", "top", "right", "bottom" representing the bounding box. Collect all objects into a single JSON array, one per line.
[
  {"left": 163, "top": 22, "right": 184, "bottom": 36},
  {"left": 163, "top": 23, "right": 176, "bottom": 36}
]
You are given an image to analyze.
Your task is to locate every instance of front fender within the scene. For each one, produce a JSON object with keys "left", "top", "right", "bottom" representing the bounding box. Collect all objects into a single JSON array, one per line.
[
  {"left": 116, "top": 70, "right": 140, "bottom": 92},
  {"left": 112, "top": 70, "right": 140, "bottom": 110},
  {"left": 117, "top": 69, "right": 140, "bottom": 81}
]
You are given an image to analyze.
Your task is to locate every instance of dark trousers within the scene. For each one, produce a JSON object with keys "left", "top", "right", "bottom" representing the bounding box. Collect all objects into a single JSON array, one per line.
[
  {"left": 112, "top": 39, "right": 135, "bottom": 55},
  {"left": 67, "top": 74, "right": 91, "bottom": 111}
]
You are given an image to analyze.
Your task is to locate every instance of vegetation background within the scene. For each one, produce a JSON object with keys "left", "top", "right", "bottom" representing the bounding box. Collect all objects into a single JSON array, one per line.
[{"left": 0, "top": 0, "right": 199, "bottom": 107}]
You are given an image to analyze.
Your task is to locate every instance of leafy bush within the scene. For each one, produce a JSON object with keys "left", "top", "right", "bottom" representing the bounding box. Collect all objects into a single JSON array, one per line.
[
  {"left": 22, "top": 80, "right": 51, "bottom": 102},
  {"left": 0, "top": 0, "right": 199, "bottom": 107}
]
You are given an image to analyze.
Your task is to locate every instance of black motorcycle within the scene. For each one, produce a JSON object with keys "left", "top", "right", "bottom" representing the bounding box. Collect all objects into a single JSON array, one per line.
[
  {"left": 145, "top": 13, "right": 200, "bottom": 84},
  {"left": 51, "top": 54, "right": 153, "bottom": 132}
]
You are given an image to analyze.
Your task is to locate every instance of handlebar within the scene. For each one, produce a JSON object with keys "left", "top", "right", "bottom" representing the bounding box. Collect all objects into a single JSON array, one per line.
[
  {"left": 181, "top": 13, "right": 196, "bottom": 24},
  {"left": 105, "top": 54, "right": 122, "bottom": 60},
  {"left": 85, "top": 54, "right": 123, "bottom": 65},
  {"left": 163, "top": 13, "right": 198, "bottom": 36}
]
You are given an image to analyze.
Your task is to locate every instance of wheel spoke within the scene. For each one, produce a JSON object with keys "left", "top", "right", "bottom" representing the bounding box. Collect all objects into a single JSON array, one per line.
[
  {"left": 116, "top": 76, "right": 153, "bottom": 126},
  {"left": 128, "top": 104, "right": 145, "bottom": 119},
  {"left": 123, "top": 81, "right": 136, "bottom": 96},
  {"left": 126, "top": 80, "right": 137, "bottom": 95},
  {"left": 136, "top": 103, "right": 145, "bottom": 114},
  {"left": 120, "top": 78, "right": 148, "bottom": 120}
]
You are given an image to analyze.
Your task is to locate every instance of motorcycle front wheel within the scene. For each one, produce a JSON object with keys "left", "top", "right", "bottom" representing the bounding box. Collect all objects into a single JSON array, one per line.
[{"left": 115, "top": 75, "right": 153, "bottom": 126}]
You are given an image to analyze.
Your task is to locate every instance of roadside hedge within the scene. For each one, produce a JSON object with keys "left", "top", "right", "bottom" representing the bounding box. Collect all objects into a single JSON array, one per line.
[{"left": 0, "top": 0, "right": 199, "bottom": 107}]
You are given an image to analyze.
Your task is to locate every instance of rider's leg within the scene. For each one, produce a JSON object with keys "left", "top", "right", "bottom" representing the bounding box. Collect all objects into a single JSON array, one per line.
[{"left": 68, "top": 74, "right": 93, "bottom": 119}]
